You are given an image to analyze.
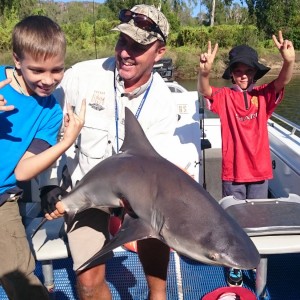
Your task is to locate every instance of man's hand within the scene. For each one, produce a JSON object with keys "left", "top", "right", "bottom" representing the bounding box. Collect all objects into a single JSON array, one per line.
[{"left": 40, "top": 185, "right": 67, "bottom": 220}]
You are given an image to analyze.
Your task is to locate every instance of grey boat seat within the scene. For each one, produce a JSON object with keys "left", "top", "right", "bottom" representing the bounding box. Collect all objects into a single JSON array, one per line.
[
  {"left": 20, "top": 200, "right": 69, "bottom": 295},
  {"left": 219, "top": 193, "right": 300, "bottom": 298}
]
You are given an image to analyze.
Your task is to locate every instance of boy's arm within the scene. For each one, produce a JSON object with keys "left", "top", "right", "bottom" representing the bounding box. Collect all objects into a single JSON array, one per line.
[
  {"left": 197, "top": 41, "right": 218, "bottom": 97},
  {"left": 14, "top": 100, "right": 85, "bottom": 181},
  {"left": 272, "top": 31, "right": 295, "bottom": 93}
]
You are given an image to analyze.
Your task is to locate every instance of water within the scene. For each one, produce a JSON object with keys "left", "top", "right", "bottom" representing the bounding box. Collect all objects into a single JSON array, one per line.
[{"left": 178, "top": 75, "right": 300, "bottom": 125}]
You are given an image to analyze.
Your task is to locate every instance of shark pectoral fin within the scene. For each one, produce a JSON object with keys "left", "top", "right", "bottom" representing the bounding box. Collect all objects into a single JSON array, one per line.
[
  {"left": 115, "top": 214, "right": 158, "bottom": 242},
  {"left": 77, "top": 215, "right": 158, "bottom": 271},
  {"left": 31, "top": 217, "right": 48, "bottom": 238}
]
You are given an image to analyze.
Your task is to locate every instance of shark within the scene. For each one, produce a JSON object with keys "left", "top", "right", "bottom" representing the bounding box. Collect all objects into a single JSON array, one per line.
[{"left": 61, "top": 107, "right": 260, "bottom": 271}]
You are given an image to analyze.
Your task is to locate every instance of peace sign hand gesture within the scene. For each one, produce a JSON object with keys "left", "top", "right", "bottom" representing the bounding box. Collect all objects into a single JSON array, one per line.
[
  {"left": 199, "top": 41, "right": 219, "bottom": 76},
  {"left": 272, "top": 30, "right": 295, "bottom": 64}
]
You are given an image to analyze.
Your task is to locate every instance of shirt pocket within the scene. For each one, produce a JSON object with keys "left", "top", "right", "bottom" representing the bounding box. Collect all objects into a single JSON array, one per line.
[{"left": 78, "top": 111, "right": 112, "bottom": 159}]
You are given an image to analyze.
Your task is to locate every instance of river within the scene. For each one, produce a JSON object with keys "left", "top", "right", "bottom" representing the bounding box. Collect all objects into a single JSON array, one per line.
[{"left": 178, "top": 75, "right": 300, "bottom": 125}]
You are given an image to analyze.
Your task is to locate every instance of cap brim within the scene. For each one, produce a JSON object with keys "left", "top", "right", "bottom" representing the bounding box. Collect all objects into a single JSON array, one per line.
[
  {"left": 112, "top": 23, "right": 159, "bottom": 45},
  {"left": 222, "top": 57, "right": 270, "bottom": 81},
  {"left": 202, "top": 286, "right": 257, "bottom": 300}
]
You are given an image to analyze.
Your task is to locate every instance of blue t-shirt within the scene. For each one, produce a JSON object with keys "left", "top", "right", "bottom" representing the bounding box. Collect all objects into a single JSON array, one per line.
[{"left": 0, "top": 65, "right": 63, "bottom": 196}]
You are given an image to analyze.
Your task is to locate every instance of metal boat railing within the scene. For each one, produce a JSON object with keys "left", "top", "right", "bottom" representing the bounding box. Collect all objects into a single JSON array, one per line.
[{"left": 269, "top": 113, "right": 300, "bottom": 136}]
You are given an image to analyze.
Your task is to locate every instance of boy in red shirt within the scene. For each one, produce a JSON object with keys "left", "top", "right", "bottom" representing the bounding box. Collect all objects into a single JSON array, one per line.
[{"left": 198, "top": 31, "right": 295, "bottom": 287}]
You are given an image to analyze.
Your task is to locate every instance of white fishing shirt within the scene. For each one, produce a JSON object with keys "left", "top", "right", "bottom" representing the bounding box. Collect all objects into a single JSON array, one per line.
[{"left": 51, "top": 57, "right": 177, "bottom": 186}]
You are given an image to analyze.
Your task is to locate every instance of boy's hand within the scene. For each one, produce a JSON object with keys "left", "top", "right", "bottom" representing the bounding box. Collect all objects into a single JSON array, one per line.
[
  {"left": 0, "top": 78, "right": 14, "bottom": 111},
  {"left": 272, "top": 30, "right": 295, "bottom": 63},
  {"left": 199, "top": 41, "right": 218, "bottom": 76},
  {"left": 44, "top": 200, "right": 66, "bottom": 220},
  {"left": 63, "top": 99, "right": 86, "bottom": 146}
]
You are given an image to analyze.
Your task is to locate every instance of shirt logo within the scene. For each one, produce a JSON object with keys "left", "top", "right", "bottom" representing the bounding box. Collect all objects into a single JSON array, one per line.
[
  {"left": 89, "top": 91, "right": 105, "bottom": 111},
  {"left": 251, "top": 96, "right": 258, "bottom": 108},
  {"left": 236, "top": 112, "right": 258, "bottom": 122}
]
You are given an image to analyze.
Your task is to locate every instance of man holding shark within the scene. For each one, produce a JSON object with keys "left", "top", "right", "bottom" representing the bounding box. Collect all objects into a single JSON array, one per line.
[{"left": 40, "top": 4, "right": 178, "bottom": 300}]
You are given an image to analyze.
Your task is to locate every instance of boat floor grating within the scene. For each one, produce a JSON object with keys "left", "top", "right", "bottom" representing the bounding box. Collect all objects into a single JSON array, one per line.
[{"left": 1, "top": 251, "right": 300, "bottom": 299}]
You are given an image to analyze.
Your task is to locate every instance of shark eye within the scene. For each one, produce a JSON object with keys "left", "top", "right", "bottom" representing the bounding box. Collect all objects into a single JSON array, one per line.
[{"left": 209, "top": 253, "right": 220, "bottom": 261}]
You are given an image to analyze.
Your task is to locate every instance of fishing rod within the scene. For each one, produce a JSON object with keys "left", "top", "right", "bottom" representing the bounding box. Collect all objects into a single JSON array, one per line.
[
  {"left": 198, "top": 93, "right": 210, "bottom": 190},
  {"left": 93, "top": 0, "right": 98, "bottom": 58}
]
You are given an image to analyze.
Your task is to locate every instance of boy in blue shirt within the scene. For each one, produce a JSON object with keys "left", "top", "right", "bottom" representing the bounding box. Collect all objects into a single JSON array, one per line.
[{"left": 0, "top": 16, "right": 85, "bottom": 299}]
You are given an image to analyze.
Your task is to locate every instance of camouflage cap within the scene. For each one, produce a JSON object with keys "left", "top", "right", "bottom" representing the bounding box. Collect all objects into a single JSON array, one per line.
[{"left": 112, "top": 4, "right": 170, "bottom": 45}]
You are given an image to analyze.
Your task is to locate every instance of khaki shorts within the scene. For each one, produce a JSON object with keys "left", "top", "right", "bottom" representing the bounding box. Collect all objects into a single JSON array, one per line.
[
  {"left": 67, "top": 208, "right": 114, "bottom": 272},
  {"left": 0, "top": 200, "right": 49, "bottom": 299}
]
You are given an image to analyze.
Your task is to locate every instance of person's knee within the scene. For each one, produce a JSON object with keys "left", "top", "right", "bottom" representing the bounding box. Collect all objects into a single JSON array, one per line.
[
  {"left": 75, "top": 258, "right": 112, "bottom": 299},
  {"left": 77, "top": 282, "right": 97, "bottom": 298},
  {"left": 77, "top": 265, "right": 105, "bottom": 285}
]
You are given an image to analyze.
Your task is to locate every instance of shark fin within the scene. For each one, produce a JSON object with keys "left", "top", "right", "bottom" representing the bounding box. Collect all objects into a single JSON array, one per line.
[
  {"left": 77, "top": 214, "right": 159, "bottom": 270},
  {"left": 119, "top": 107, "right": 159, "bottom": 157}
]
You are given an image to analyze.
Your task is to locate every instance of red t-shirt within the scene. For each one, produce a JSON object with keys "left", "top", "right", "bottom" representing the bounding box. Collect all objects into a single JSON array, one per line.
[{"left": 206, "top": 81, "right": 284, "bottom": 182}]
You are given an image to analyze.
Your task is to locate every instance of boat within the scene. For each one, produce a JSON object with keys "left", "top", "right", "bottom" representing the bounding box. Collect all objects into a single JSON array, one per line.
[
  {"left": 1, "top": 59, "right": 300, "bottom": 300},
  {"left": 154, "top": 58, "right": 300, "bottom": 198}
]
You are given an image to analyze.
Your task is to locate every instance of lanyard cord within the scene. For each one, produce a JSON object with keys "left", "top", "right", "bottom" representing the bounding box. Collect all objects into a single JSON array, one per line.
[
  {"left": 13, "top": 68, "right": 26, "bottom": 95},
  {"left": 114, "top": 72, "right": 153, "bottom": 153}
]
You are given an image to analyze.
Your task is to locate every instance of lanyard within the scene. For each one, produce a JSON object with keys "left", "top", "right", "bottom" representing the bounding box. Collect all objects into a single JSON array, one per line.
[{"left": 114, "top": 74, "right": 153, "bottom": 153}]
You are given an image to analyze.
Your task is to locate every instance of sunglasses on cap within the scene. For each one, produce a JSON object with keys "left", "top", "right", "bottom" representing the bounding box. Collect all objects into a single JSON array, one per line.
[{"left": 119, "top": 9, "right": 166, "bottom": 44}]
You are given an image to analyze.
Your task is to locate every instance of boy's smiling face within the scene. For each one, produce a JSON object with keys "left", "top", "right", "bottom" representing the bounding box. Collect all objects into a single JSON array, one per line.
[
  {"left": 13, "top": 52, "right": 65, "bottom": 97},
  {"left": 230, "top": 63, "right": 257, "bottom": 90}
]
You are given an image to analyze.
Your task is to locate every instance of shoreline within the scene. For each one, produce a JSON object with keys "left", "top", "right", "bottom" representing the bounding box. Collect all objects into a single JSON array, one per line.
[
  {"left": 174, "top": 52, "right": 300, "bottom": 80},
  {"left": 175, "top": 65, "right": 300, "bottom": 81}
]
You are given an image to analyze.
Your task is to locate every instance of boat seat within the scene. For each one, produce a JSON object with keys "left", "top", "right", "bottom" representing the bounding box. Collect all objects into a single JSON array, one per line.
[
  {"left": 26, "top": 216, "right": 69, "bottom": 261},
  {"left": 219, "top": 193, "right": 300, "bottom": 298},
  {"left": 20, "top": 202, "right": 70, "bottom": 294}
]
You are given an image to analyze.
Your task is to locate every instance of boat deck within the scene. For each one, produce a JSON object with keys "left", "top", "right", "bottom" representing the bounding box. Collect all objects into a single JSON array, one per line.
[
  {"left": 1, "top": 105, "right": 299, "bottom": 299},
  {"left": 1, "top": 249, "right": 300, "bottom": 299}
]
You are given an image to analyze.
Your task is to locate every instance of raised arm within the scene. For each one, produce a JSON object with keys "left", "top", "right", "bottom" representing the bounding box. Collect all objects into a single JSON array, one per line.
[
  {"left": 272, "top": 30, "right": 295, "bottom": 93},
  {"left": 14, "top": 100, "right": 86, "bottom": 181},
  {"left": 197, "top": 41, "right": 218, "bottom": 97}
]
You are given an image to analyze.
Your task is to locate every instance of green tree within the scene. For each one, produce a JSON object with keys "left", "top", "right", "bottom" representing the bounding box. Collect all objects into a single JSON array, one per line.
[
  {"left": 0, "top": 0, "right": 38, "bottom": 18},
  {"left": 254, "top": 0, "right": 300, "bottom": 36},
  {"left": 0, "top": 8, "right": 19, "bottom": 51},
  {"left": 0, "top": 0, "right": 14, "bottom": 15},
  {"left": 35, "top": 1, "right": 61, "bottom": 22},
  {"left": 242, "top": 0, "right": 255, "bottom": 19},
  {"left": 104, "top": 0, "right": 197, "bottom": 24},
  {"left": 97, "top": 3, "right": 116, "bottom": 21},
  {"left": 202, "top": 0, "right": 247, "bottom": 25}
]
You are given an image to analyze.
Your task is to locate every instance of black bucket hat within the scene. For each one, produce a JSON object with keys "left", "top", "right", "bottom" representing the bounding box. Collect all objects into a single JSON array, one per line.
[{"left": 222, "top": 45, "right": 270, "bottom": 81}]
